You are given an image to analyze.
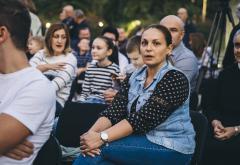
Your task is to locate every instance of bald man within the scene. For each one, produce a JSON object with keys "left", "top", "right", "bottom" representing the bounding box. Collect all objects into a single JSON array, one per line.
[
  {"left": 160, "top": 15, "right": 198, "bottom": 92},
  {"left": 177, "top": 7, "right": 196, "bottom": 48}
]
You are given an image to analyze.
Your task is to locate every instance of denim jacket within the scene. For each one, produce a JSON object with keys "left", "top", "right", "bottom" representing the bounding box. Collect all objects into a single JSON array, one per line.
[
  {"left": 128, "top": 62, "right": 195, "bottom": 154},
  {"left": 101, "top": 62, "right": 195, "bottom": 154}
]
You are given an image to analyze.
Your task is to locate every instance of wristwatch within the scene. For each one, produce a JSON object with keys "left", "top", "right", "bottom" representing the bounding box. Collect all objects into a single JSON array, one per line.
[
  {"left": 100, "top": 131, "right": 109, "bottom": 146},
  {"left": 234, "top": 126, "right": 240, "bottom": 136}
]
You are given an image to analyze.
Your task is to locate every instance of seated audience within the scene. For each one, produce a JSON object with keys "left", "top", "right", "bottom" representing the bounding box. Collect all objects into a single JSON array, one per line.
[
  {"left": 73, "top": 24, "right": 195, "bottom": 165},
  {"left": 202, "top": 30, "right": 240, "bottom": 165},
  {"left": 30, "top": 23, "right": 77, "bottom": 116},
  {"left": 103, "top": 35, "right": 144, "bottom": 104},
  {"left": 0, "top": 1, "right": 55, "bottom": 164},
  {"left": 76, "top": 36, "right": 120, "bottom": 104}
]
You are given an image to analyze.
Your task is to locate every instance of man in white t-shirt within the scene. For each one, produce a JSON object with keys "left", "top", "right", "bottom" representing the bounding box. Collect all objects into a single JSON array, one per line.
[{"left": 0, "top": 0, "right": 55, "bottom": 164}]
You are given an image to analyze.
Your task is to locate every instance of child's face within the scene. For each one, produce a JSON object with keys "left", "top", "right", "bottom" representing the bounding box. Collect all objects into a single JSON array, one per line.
[
  {"left": 128, "top": 49, "right": 144, "bottom": 68},
  {"left": 28, "top": 40, "right": 42, "bottom": 55},
  {"left": 77, "top": 39, "right": 90, "bottom": 54},
  {"left": 91, "top": 38, "right": 112, "bottom": 61}
]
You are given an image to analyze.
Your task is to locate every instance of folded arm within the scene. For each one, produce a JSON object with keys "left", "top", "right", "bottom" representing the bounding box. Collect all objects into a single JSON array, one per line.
[{"left": 0, "top": 114, "right": 31, "bottom": 155}]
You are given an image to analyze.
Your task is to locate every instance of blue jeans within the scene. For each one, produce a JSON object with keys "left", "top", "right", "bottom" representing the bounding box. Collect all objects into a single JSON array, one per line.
[
  {"left": 81, "top": 97, "right": 106, "bottom": 104},
  {"left": 73, "top": 135, "right": 192, "bottom": 165}
]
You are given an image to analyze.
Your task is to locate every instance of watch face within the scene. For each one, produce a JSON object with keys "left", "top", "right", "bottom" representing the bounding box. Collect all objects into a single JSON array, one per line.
[
  {"left": 101, "top": 132, "right": 108, "bottom": 140},
  {"left": 235, "top": 127, "right": 239, "bottom": 132}
]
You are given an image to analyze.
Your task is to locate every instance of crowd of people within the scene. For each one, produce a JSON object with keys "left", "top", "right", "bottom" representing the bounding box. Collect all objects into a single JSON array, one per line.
[{"left": 0, "top": 0, "right": 240, "bottom": 165}]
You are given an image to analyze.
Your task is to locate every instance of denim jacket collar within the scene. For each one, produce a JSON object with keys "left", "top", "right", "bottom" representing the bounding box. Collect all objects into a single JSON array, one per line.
[{"left": 135, "top": 62, "right": 169, "bottom": 82}]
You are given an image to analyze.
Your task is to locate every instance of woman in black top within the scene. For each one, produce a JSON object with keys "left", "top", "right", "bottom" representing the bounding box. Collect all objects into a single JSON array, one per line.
[{"left": 202, "top": 30, "right": 240, "bottom": 165}]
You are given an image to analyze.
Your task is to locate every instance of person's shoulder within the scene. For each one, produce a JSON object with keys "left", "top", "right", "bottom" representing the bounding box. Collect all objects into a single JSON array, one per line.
[
  {"left": 66, "top": 52, "right": 78, "bottom": 63},
  {"left": 22, "top": 67, "right": 55, "bottom": 96},
  {"left": 28, "top": 67, "right": 52, "bottom": 83},
  {"left": 185, "top": 20, "right": 196, "bottom": 29},
  {"left": 130, "top": 65, "right": 147, "bottom": 79},
  {"left": 118, "top": 52, "right": 128, "bottom": 61},
  {"left": 32, "top": 71, "right": 55, "bottom": 99},
  {"left": 111, "top": 62, "right": 120, "bottom": 69},
  {"left": 177, "top": 44, "right": 198, "bottom": 61},
  {"left": 220, "top": 63, "right": 238, "bottom": 76},
  {"left": 34, "top": 49, "right": 45, "bottom": 56},
  {"left": 182, "top": 45, "right": 195, "bottom": 57},
  {"left": 29, "top": 11, "right": 41, "bottom": 22},
  {"left": 66, "top": 52, "right": 77, "bottom": 58},
  {"left": 165, "top": 69, "right": 188, "bottom": 79},
  {"left": 158, "top": 69, "right": 189, "bottom": 89},
  {"left": 86, "top": 62, "right": 97, "bottom": 69}
]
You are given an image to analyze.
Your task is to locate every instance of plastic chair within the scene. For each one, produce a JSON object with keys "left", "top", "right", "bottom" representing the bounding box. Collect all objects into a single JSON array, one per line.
[
  {"left": 190, "top": 111, "right": 208, "bottom": 165},
  {"left": 33, "top": 134, "right": 62, "bottom": 165}
]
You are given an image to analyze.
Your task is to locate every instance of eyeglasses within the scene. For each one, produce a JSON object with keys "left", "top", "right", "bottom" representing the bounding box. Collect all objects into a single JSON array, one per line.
[{"left": 234, "top": 42, "right": 240, "bottom": 49}]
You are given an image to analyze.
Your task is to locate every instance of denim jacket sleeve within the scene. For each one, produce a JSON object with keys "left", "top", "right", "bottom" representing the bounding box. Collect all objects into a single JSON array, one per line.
[
  {"left": 99, "top": 75, "right": 130, "bottom": 125},
  {"left": 126, "top": 70, "right": 189, "bottom": 134}
]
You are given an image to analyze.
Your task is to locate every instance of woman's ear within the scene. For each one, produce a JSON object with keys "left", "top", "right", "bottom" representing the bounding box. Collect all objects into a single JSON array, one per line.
[
  {"left": 166, "top": 44, "right": 173, "bottom": 56},
  {"left": 106, "top": 49, "right": 113, "bottom": 57}
]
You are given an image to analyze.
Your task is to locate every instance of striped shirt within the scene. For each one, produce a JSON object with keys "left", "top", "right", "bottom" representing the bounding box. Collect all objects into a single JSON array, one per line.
[
  {"left": 80, "top": 62, "right": 120, "bottom": 101},
  {"left": 30, "top": 50, "right": 77, "bottom": 107}
]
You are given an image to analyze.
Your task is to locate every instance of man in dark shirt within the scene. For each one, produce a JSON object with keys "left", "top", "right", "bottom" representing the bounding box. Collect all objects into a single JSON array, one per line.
[{"left": 177, "top": 7, "right": 196, "bottom": 49}]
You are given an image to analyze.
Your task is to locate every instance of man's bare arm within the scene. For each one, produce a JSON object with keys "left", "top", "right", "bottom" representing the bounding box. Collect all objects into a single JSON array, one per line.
[{"left": 0, "top": 114, "right": 31, "bottom": 155}]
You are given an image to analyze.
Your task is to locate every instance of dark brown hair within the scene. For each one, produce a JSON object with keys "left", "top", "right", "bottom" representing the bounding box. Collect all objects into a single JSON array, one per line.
[
  {"left": 142, "top": 24, "right": 172, "bottom": 46},
  {"left": 189, "top": 33, "right": 206, "bottom": 58},
  {"left": 19, "top": 0, "right": 37, "bottom": 13},
  {"left": 44, "top": 23, "right": 71, "bottom": 56},
  {"left": 0, "top": 0, "right": 30, "bottom": 51},
  {"left": 94, "top": 36, "right": 118, "bottom": 64}
]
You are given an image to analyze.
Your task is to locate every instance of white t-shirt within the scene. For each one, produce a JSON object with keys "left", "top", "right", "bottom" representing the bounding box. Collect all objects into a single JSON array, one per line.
[
  {"left": 118, "top": 52, "right": 129, "bottom": 74},
  {"left": 0, "top": 67, "right": 56, "bottom": 165}
]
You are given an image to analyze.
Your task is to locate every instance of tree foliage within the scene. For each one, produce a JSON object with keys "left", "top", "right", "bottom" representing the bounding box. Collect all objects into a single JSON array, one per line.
[{"left": 33, "top": 0, "right": 226, "bottom": 36}]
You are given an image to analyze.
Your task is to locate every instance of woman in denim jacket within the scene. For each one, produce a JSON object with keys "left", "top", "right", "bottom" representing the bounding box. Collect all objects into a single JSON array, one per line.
[{"left": 74, "top": 24, "right": 195, "bottom": 165}]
